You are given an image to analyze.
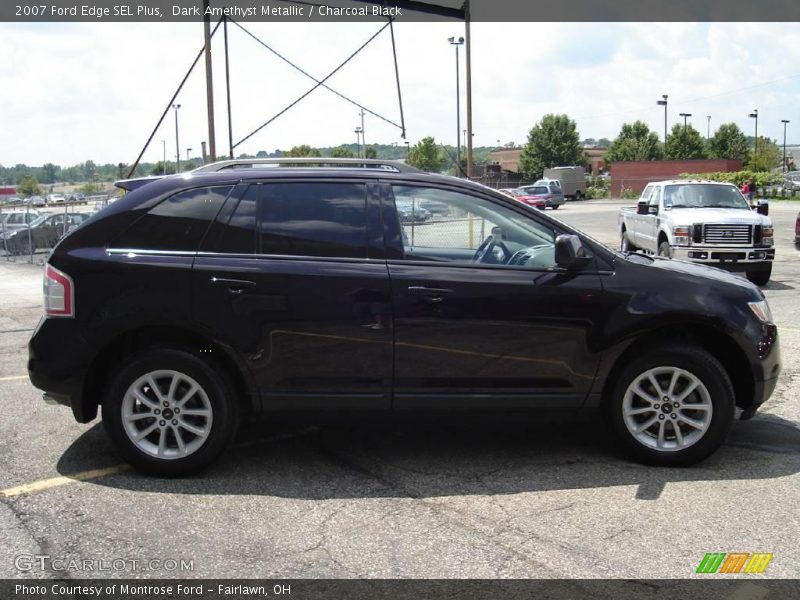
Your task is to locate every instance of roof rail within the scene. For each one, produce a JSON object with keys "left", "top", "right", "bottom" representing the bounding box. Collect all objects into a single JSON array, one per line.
[{"left": 191, "top": 157, "right": 425, "bottom": 174}]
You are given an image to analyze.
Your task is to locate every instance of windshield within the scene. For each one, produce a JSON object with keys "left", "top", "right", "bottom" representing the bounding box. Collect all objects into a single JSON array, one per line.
[
  {"left": 664, "top": 184, "right": 750, "bottom": 209},
  {"left": 520, "top": 186, "right": 548, "bottom": 195}
]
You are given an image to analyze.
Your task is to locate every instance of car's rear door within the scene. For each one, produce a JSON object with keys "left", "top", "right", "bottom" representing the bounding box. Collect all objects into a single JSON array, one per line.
[
  {"left": 382, "top": 182, "right": 605, "bottom": 410},
  {"left": 192, "top": 178, "right": 392, "bottom": 411}
]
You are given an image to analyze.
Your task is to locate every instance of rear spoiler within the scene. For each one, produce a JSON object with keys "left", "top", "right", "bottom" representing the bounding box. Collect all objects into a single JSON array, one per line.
[{"left": 114, "top": 176, "right": 164, "bottom": 193}]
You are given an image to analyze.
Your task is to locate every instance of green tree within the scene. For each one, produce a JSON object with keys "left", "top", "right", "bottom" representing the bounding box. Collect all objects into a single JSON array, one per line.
[
  {"left": 407, "top": 137, "right": 446, "bottom": 172},
  {"left": 665, "top": 123, "right": 707, "bottom": 160},
  {"left": 286, "top": 145, "right": 321, "bottom": 157},
  {"left": 17, "top": 175, "right": 41, "bottom": 196},
  {"left": 82, "top": 160, "right": 97, "bottom": 181},
  {"left": 79, "top": 181, "right": 103, "bottom": 195},
  {"left": 40, "top": 163, "right": 59, "bottom": 184},
  {"left": 748, "top": 136, "right": 782, "bottom": 171},
  {"left": 606, "top": 121, "right": 663, "bottom": 162},
  {"left": 707, "top": 123, "right": 750, "bottom": 162},
  {"left": 518, "top": 114, "right": 584, "bottom": 180},
  {"left": 331, "top": 146, "right": 355, "bottom": 158},
  {"left": 150, "top": 161, "right": 176, "bottom": 176},
  {"left": 364, "top": 145, "right": 377, "bottom": 159}
]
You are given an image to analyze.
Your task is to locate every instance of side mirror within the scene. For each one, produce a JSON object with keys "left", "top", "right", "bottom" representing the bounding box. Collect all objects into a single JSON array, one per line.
[
  {"left": 756, "top": 199, "right": 769, "bottom": 216},
  {"left": 555, "top": 234, "right": 592, "bottom": 270},
  {"left": 636, "top": 200, "right": 649, "bottom": 215}
]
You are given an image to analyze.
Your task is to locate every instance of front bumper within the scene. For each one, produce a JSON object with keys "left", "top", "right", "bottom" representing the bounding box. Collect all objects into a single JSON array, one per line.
[{"left": 671, "top": 246, "right": 774, "bottom": 272}]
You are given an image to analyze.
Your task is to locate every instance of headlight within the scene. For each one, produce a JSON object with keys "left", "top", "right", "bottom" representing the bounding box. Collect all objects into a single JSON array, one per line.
[
  {"left": 748, "top": 300, "right": 773, "bottom": 323},
  {"left": 673, "top": 226, "right": 691, "bottom": 246},
  {"left": 761, "top": 226, "right": 774, "bottom": 246}
]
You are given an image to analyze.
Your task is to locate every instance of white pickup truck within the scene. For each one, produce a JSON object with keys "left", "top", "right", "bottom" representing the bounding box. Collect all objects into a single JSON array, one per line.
[{"left": 619, "top": 180, "right": 775, "bottom": 285}]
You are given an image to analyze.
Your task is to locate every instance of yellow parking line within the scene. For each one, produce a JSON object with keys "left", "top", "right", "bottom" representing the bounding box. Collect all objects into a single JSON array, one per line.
[
  {"left": 0, "top": 375, "right": 27, "bottom": 382},
  {"left": 0, "top": 465, "right": 130, "bottom": 499}
]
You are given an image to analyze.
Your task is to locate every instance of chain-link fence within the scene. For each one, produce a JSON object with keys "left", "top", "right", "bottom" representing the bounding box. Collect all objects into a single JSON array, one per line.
[
  {"left": 402, "top": 212, "right": 492, "bottom": 251},
  {"left": 0, "top": 199, "right": 107, "bottom": 264}
]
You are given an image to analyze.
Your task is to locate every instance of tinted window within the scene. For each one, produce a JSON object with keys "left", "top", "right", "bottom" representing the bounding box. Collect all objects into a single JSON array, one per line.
[
  {"left": 258, "top": 183, "right": 366, "bottom": 258},
  {"left": 115, "top": 186, "right": 232, "bottom": 251},
  {"left": 216, "top": 185, "right": 258, "bottom": 254}
]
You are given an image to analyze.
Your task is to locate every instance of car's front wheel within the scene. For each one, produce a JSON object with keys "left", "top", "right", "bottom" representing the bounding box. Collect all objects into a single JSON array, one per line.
[
  {"left": 103, "top": 348, "right": 239, "bottom": 476},
  {"left": 608, "top": 344, "right": 734, "bottom": 466}
]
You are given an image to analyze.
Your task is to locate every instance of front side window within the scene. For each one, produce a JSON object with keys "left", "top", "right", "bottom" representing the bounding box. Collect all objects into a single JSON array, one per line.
[
  {"left": 391, "top": 185, "right": 556, "bottom": 269},
  {"left": 258, "top": 183, "right": 366, "bottom": 259},
  {"left": 115, "top": 186, "right": 232, "bottom": 251}
]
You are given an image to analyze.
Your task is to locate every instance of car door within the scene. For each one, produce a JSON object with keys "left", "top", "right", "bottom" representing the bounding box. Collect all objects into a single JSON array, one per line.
[
  {"left": 383, "top": 182, "right": 605, "bottom": 410},
  {"left": 642, "top": 186, "right": 662, "bottom": 249},
  {"left": 192, "top": 179, "right": 392, "bottom": 411}
]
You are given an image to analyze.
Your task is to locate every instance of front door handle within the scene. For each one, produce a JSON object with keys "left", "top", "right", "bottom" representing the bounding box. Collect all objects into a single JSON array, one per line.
[
  {"left": 407, "top": 286, "right": 454, "bottom": 303},
  {"left": 209, "top": 277, "right": 257, "bottom": 294}
]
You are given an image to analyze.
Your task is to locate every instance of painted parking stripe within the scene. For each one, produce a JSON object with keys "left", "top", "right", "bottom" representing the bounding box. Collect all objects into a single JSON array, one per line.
[
  {"left": 0, "top": 375, "right": 27, "bottom": 382},
  {"left": 0, "top": 465, "right": 130, "bottom": 499}
]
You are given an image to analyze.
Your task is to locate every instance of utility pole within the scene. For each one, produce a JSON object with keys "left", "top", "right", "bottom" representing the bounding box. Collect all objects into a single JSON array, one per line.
[
  {"left": 707, "top": 115, "right": 711, "bottom": 140},
  {"left": 173, "top": 103, "right": 181, "bottom": 172},
  {"left": 203, "top": 0, "right": 216, "bottom": 161},
  {"left": 359, "top": 109, "right": 366, "bottom": 155},
  {"left": 782, "top": 119, "right": 790, "bottom": 172},
  {"left": 448, "top": 36, "right": 464, "bottom": 170},
  {"left": 161, "top": 140, "right": 166, "bottom": 175},
  {"left": 464, "top": 0, "right": 473, "bottom": 178},
  {"left": 657, "top": 94, "right": 668, "bottom": 148},
  {"left": 749, "top": 109, "right": 759, "bottom": 159}
]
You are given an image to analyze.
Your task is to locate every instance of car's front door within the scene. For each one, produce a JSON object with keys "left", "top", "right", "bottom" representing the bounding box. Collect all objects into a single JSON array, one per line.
[
  {"left": 383, "top": 183, "right": 606, "bottom": 410},
  {"left": 192, "top": 179, "right": 393, "bottom": 411}
]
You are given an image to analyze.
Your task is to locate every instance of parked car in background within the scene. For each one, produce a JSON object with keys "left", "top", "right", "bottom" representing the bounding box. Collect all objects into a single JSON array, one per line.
[
  {"left": 619, "top": 180, "right": 774, "bottom": 285},
  {"left": 504, "top": 186, "right": 547, "bottom": 209},
  {"left": 543, "top": 166, "right": 587, "bottom": 200},
  {"left": 418, "top": 198, "right": 451, "bottom": 216},
  {"left": 519, "top": 180, "right": 565, "bottom": 209},
  {"left": 783, "top": 171, "right": 800, "bottom": 194},
  {"left": 396, "top": 199, "right": 431, "bottom": 223},
  {"left": 28, "top": 196, "right": 45, "bottom": 207},
  {"left": 5, "top": 196, "right": 24, "bottom": 205},
  {"left": 1, "top": 212, "right": 89, "bottom": 254},
  {"left": 47, "top": 193, "right": 66, "bottom": 204},
  {"left": 28, "top": 158, "right": 780, "bottom": 475},
  {"left": 0, "top": 209, "right": 40, "bottom": 231}
]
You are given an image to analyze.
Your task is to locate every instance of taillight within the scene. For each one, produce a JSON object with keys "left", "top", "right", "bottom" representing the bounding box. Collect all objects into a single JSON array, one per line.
[{"left": 44, "top": 264, "right": 74, "bottom": 318}]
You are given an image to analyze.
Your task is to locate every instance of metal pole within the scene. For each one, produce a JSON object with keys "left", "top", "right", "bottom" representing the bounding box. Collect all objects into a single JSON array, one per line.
[
  {"left": 203, "top": 0, "right": 216, "bottom": 162},
  {"left": 464, "top": 1, "right": 473, "bottom": 178},
  {"left": 224, "top": 16, "right": 234, "bottom": 160},
  {"left": 782, "top": 120, "right": 790, "bottom": 172},
  {"left": 161, "top": 140, "right": 166, "bottom": 174},
  {"left": 0, "top": 204, "right": 7, "bottom": 259},
  {"left": 174, "top": 104, "right": 181, "bottom": 172},
  {"left": 707, "top": 115, "right": 711, "bottom": 140},
  {"left": 455, "top": 43, "right": 461, "bottom": 169},
  {"left": 360, "top": 109, "right": 366, "bottom": 155},
  {"left": 27, "top": 203, "right": 32, "bottom": 263}
]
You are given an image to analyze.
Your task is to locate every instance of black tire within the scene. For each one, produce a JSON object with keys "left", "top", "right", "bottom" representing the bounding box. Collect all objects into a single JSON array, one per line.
[
  {"left": 102, "top": 348, "right": 239, "bottom": 476},
  {"left": 620, "top": 230, "right": 636, "bottom": 252},
  {"left": 551, "top": 204, "right": 560, "bottom": 210},
  {"left": 608, "top": 344, "right": 735, "bottom": 466},
  {"left": 657, "top": 241, "right": 672, "bottom": 258},
  {"left": 574, "top": 191, "right": 583, "bottom": 201},
  {"left": 746, "top": 265, "right": 772, "bottom": 286}
]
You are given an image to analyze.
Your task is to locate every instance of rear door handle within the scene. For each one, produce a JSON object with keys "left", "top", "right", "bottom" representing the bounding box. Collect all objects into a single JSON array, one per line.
[
  {"left": 209, "top": 277, "right": 257, "bottom": 294},
  {"left": 407, "top": 286, "right": 454, "bottom": 303}
]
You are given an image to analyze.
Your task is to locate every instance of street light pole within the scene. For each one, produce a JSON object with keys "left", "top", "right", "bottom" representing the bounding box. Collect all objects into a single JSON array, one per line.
[
  {"left": 782, "top": 119, "right": 790, "bottom": 172},
  {"left": 359, "top": 109, "right": 366, "bottom": 155},
  {"left": 187, "top": 147, "right": 192, "bottom": 162},
  {"left": 161, "top": 140, "right": 166, "bottom": 175},
  {"left": 656, "top": 94, "right": 668, "bottom": 147},
  {"left": 172, "top": 103, "right": 181, "bottom": 172},
  {"left": 354, "top": 127, "right": 362, "bottom": 158},
  {"left": 749, "top": 109, "right": 759, "bottom": 160},
  {"left": 448, "top": 36, "right": 464, "bottom": 171},
  {"left": 707, "top": 115, "right": 711, "bottom": 140},
  {"left": 679, "top": 112, "right": 692, "bottom": 132}
]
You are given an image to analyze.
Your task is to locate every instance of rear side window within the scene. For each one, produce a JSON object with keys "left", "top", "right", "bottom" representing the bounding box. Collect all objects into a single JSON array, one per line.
[
  {"left": 258, "top": 183, "right": 366, "bottom": 258},
  {"left": 215, "top": 185, "right": 258, "bottom": 254},
  {"left": 115, "top": 186, "right": 232, "bottom": 251}
]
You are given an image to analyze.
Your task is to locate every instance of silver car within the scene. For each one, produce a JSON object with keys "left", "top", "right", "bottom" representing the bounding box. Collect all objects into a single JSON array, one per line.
[{"left": 518, "top": 180, "right": 566, "bottom": 209}]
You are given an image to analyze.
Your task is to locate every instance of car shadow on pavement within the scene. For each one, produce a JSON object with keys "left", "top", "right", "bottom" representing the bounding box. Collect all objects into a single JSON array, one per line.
[{"left": 56, "top": 411, "right": 800, "bottom": 502}]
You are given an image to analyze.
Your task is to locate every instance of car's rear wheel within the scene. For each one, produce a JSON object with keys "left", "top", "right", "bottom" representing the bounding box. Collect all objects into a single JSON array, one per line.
[
  {"left": 103, "top": 348, "right": 239, "bottom": 476},
  {"left": 746, "top": 265, "right": 772, "bottom": 286},
  {"left": 620, "top": 230, "right": 636, "bottom": 251},
  {"left": 608, "top": 344, "right": 734, "bottom": 466}
]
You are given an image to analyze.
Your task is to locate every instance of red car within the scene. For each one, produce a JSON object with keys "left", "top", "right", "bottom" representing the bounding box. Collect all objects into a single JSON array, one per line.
[{"left": 499, "top": 187, "right": 547, "bottom": 209}]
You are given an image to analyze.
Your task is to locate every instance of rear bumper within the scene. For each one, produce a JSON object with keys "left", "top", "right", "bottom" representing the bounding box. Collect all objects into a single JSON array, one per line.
[{"left": 671, "top": 246, "right": 774, "bottom": 272}]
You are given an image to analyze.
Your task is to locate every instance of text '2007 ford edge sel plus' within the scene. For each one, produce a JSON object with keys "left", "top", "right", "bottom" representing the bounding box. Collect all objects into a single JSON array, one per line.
[{"left": 28, "top": 159, "right": 780, "bottom": 475}]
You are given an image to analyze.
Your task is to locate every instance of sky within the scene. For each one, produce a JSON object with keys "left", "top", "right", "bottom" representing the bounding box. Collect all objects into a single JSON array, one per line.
[{"left": 1, "top": 21, "right": 799, "bottom": 167}]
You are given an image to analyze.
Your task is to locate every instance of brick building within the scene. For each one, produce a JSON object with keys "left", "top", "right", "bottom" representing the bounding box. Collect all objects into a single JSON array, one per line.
[{"left": 611, "top": 159, "right": 743, "bottom": 196}]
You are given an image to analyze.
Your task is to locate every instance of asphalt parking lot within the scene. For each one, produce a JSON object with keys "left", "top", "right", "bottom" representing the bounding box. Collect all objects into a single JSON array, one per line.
[{"left": 0, "top": 199, "right": 799, "bottom": 581}]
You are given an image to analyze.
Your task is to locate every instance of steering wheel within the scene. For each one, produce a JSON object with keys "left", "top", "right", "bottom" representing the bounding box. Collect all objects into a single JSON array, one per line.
[{"left": 473, "top": 228, "right": 511, "bottom": 264}]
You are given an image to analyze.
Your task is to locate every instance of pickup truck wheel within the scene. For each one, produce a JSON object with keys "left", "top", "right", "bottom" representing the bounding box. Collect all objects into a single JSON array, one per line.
[
  {"left": 620, "top": 231, "right": 636, "bottom": 251},
  {"left": 657, "top": 241, "right": 672, "bottom": 258},
  {"left": 102, "top": 348, "right": 239, "bottom": 476},
  {"left": 746, "top": 265, "right": 772, "bottom": 286},
  {"left": 608, "top": 344, "right": 734, "bottom": 466}
]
